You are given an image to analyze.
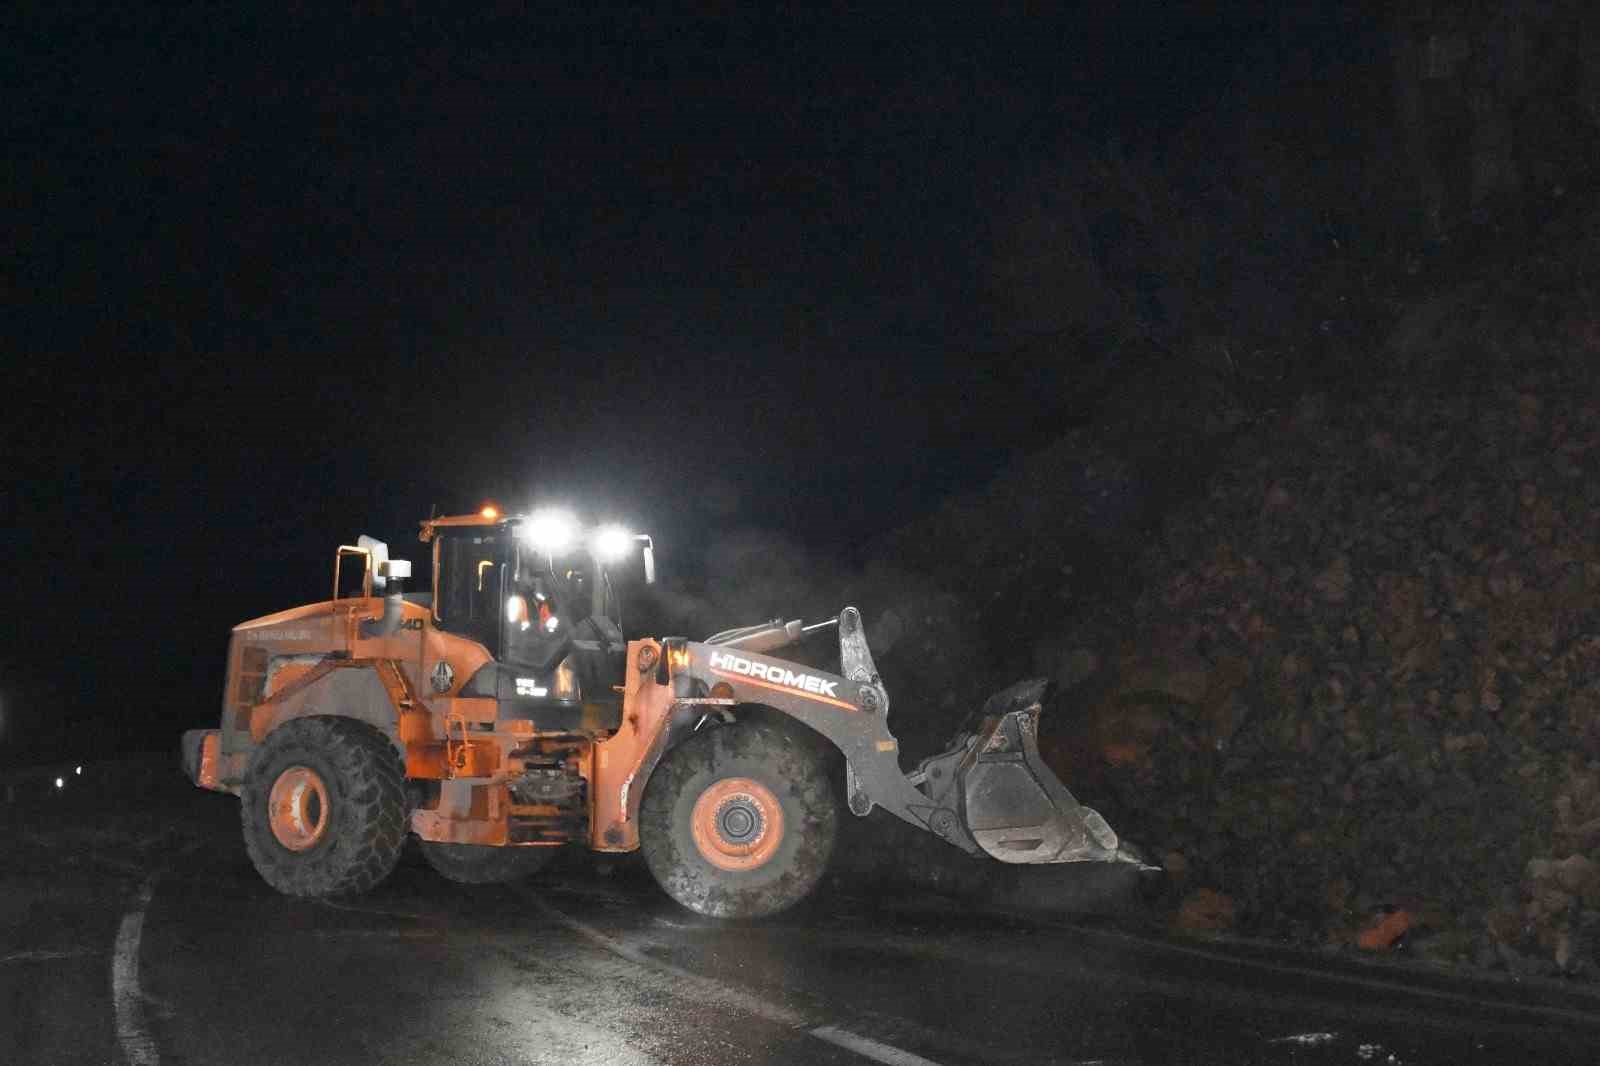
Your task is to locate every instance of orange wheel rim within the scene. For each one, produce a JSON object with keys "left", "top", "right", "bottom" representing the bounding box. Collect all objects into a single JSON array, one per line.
[
  {"left": 268, "top": 766, "right": 331, "bottom": 852},
  {"left": 690, "top": 777, "right": 785, "bottom": 872}
]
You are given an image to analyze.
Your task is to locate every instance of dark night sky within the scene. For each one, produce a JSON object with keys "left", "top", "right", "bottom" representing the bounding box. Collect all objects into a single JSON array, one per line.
[{"left": 5, "top": 4, "right": 1324, "bottom": 759}]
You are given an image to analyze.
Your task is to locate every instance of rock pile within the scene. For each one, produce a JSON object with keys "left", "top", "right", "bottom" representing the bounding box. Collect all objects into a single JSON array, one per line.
[
  {"left": 1497, "top": 766, "right": 1600, "bottom": 973},
  {"left": 1025, "top": 333, "right": 1600, "bottom": 972}
]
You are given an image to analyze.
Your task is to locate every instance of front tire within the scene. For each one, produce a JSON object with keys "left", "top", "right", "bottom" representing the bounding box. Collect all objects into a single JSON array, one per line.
[
  {"left": 640, "top": 720, "right": 838, "bottom": 918},
  {"left": 421, "top": 842, "right": 558, "bottom": 884},
  {"left": 241, "top": 717, "right": 406, "bottom": 897}
]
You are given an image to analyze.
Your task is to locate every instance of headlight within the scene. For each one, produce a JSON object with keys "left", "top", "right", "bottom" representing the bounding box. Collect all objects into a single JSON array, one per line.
[
  {"left": 592, "top": 525, "right": 633, "bottom": 562},
  {"left": 519, "top": 508, "right": 578, "bottom": 553}
]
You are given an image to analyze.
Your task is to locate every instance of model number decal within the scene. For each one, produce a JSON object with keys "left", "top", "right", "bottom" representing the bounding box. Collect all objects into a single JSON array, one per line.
[
  {"left": 244, "top": 628, "right": 313, "bottom": 642},
  {"left": 515, "top": 678, "right": 548, "bottom": 698}
]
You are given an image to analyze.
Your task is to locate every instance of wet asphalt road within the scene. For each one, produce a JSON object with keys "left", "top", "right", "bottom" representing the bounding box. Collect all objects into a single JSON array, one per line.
[{"left": 4, "top": 761, "right": 1599, "bottom": 1066}]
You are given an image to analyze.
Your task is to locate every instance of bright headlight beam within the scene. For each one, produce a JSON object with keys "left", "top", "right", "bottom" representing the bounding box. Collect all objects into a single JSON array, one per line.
[
  {"left": 520, "top": 509, "right": 578, "bottom": 553},
  {"left": 592, "top": 525, "right": 633, "bottom": 562}
]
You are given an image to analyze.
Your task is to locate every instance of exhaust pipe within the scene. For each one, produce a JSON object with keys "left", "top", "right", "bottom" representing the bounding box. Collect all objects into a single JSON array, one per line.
[{"left": 360, "top": 559, "right": 411, "bottom": 638}]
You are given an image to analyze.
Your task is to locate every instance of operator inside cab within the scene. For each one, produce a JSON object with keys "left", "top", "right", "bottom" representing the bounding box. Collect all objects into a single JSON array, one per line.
[
  {"left": 502, "top": 551, "right": 582, "bottom": 674},
  {"left": 432, "top": 515, "right": 629, "bottom": 722}
]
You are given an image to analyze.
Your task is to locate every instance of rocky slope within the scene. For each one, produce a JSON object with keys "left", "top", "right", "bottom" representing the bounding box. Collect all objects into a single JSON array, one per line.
[{"left": 868, "top": 219, "right": 1600, "bottom": 976}]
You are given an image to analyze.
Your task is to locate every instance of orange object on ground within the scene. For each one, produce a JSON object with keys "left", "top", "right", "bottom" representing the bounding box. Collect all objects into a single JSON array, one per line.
[
  {"left": 1175, "top": 888, "right": 1237, "bottom": 932},
  {"left": 1357, "top": 909, "right": 1413, "bottom": 950}
]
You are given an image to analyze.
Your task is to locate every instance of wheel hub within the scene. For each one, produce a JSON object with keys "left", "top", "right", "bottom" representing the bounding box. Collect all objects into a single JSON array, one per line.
[
  {"left": 690, "top": 777, "right": 785, "bottom": 872},
  {"left": 717, "top": 799, "right": 762, "bottom": 843},
  {"left": 268, "top": 766, "right": 331, "bottom": 852}
]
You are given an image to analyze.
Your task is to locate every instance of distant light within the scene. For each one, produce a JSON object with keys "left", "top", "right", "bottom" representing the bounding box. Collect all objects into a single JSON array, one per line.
[
  {"left": 519, "top": 509, "right": 578, "bottom": 553},
  {"left": 75, "top": 765, "right": 83, "bottom": 775},
  {"left": 54, "top": 777, "right": 64, "bottom": 789},
  {"left": 480, "top": 504, "right": 499, "bottom": 519},
  {"left": 592, "top": 525, "right": 633, "bottom": 562}
]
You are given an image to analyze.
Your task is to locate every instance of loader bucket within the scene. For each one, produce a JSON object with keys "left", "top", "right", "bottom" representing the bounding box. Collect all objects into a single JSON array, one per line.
[{"left": 956, "top": 680, "right": 1123, "bottom": 864}]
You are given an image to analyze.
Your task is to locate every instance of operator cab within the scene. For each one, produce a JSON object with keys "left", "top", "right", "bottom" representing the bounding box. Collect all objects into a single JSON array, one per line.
[{"left": 426, "top": 511, "right": 651, "bottom": 734}]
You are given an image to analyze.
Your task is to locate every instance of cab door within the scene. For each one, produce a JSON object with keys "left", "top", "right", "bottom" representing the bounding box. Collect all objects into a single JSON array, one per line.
[{"left": 432, "top": 530, "right": 511, "bottom": 659}]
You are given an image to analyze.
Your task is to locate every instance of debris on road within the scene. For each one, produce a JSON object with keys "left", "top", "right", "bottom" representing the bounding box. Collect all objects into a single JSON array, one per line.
[
  {"left": 1357, "top": 909, "right": 1413, "bottom": 951},
  {"left": 1175, "top": 887, "right": 1236, "bottom": 933}
]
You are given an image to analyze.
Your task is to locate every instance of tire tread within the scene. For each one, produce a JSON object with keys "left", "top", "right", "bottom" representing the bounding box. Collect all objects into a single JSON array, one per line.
[{"left": 241, "top": 717, "right": 406, "bottom": 897}]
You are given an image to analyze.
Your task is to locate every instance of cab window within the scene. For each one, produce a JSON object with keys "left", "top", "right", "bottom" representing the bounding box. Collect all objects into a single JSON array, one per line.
[
  {"left": 501, "top": 546, "right": 583, "bottom": 673},
  {"left": 434, "top": 532, "right": 507, "bottom": 656}
]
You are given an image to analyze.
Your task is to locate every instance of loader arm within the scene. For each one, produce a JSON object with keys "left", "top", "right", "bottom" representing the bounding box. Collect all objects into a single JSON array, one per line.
[{"left": 681, "top": 607, "right": 1131, "bottom": 865}]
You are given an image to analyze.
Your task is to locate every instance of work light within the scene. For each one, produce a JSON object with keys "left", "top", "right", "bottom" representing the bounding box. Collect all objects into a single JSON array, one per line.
[
  {"left": 592, "top": 525, "right": 633, "bottom": 562},
  {"left": 519, "top": 508, "right": 578, "bottom": 553}
]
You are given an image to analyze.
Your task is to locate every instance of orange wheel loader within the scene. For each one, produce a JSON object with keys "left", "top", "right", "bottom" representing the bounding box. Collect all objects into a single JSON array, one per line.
[{"left": 182, "top": 509, "right": 1144, "bottom": 917}]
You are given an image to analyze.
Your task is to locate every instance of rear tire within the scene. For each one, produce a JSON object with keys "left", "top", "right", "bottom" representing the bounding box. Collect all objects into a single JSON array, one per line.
[
  {"left": 241, "top": 717, "right": 406, "bottom": 898},
  {"left": 640, "top": 720, "right": 837, "bottom": 918},
  {"left": 420, "top": 842, "right": 558, "bottom": 884}
]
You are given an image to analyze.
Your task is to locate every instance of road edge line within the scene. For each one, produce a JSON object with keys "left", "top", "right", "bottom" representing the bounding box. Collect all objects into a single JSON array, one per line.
[
  {"left": 1026, "top": 914, "right": 1600, "bottom": 1029},
  {"left": 810, "top": 1024, "right": 948, "bottom": 1066},
  {"left": 111, "top": 876, "right": 160, "bottom": 1066}
]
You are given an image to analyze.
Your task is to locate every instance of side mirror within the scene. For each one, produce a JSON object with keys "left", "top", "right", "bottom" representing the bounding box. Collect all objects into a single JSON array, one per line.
[{"left": 357, "top": 534, "right": 390, "bottom": 590}]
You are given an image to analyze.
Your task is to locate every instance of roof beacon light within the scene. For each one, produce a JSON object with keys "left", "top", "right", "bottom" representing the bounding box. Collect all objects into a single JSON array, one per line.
[
  {"left": 520, "top": 508, "right": 578, "bottom": 554},
  {"left": 593, "top": 525, "right": 633, "bottom": 562}
]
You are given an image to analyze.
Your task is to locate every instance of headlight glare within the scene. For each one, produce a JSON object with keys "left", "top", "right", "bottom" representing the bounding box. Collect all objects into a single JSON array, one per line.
[
  {"left": 593, "top": 525, "right": 633, "bottom": 562},
  {"left": 520, "top": 508, "right": 578, "bottom": 553}
]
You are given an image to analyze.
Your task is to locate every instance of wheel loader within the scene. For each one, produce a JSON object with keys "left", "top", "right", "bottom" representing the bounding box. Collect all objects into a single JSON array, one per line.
[{"left": 183, "top": 508, "right": 1142, "bottom": 917}]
